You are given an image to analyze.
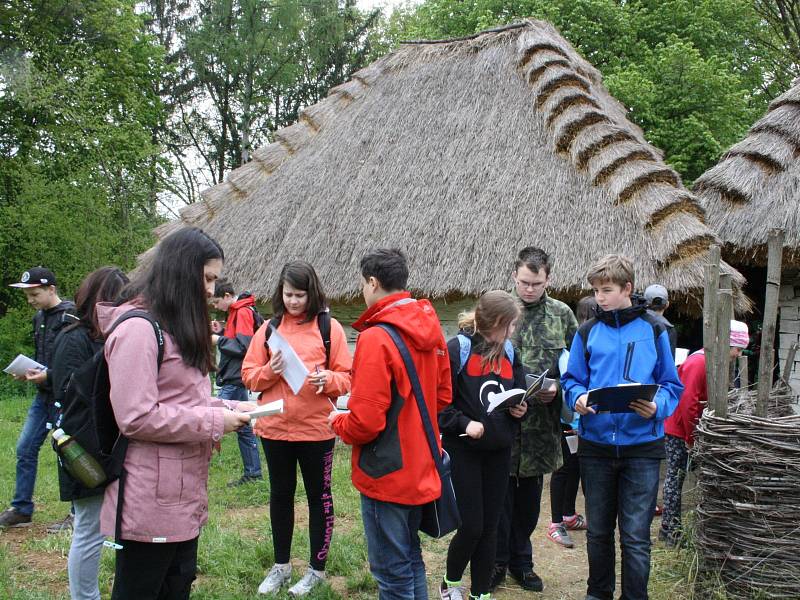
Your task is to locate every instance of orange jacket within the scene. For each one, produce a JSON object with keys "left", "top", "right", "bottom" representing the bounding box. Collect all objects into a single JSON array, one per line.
[
  {"left": 331, "top": 292, "right": 451, "bottom": 505},
  {"left": 241, "top": 313, "right": 352, "bottom": 441}
]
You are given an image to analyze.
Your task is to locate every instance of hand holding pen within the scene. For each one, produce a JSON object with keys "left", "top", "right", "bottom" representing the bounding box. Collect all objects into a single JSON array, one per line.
[{"left": 307, "top": 365, "right": 327, "bottom": 394}]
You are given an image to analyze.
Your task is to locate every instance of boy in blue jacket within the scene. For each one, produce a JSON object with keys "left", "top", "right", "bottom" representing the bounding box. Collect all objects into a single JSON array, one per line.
[{"left": 561, "top": 255, "right": 683, "bottom": 600}]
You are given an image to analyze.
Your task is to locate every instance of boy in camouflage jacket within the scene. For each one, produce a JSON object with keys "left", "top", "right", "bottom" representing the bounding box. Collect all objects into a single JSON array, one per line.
[{"left": 493, "top": 248, "right": 578, "bottom": 593}]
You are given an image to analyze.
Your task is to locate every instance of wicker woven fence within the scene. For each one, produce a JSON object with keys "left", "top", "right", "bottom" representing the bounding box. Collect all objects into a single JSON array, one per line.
[{"left": 693, "top": 385, "right": 800, "bottom": 598}]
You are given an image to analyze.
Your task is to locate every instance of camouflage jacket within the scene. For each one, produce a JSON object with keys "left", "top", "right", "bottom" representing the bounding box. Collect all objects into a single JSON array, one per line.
[{"left": 511, "top": 290, "right": 578, "bottom": 477}]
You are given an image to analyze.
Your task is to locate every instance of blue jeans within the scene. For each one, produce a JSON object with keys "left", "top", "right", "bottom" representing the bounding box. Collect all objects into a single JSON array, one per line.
[
  {"left": 69, "top": 494, "right": 105, "bottom": 600},
  {"left": 361, "top": 494, "right": 428, "bottom": 600},
  {"left": 580, "top": 455, "right": 661, "bottom": 600},
  {"left": 12, "top": 393, "right": 56, "bottom": 516},
  {"left": 218, "top": 384, "right": 262, "bottom": 477}
]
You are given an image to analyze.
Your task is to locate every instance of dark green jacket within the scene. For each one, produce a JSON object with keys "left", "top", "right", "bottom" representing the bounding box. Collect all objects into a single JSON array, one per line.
[{"left": 511, "top": 290, "right": 578, "bottom": 477}]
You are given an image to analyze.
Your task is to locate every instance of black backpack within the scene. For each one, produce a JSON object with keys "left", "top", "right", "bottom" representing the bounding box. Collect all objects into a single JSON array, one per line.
[
  {"left": 249, "top": 305, "right": 265, "bottom": 332},
  {"left": 264, "top": 309, "right": 332, "bottom": 367},
  {"left": 59, "top": 310, "right": 164, "bottom": 549}
]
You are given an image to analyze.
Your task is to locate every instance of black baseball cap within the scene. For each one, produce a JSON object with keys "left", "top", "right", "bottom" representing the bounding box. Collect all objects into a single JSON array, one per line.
[{"left": 9, "top": 267, "right": 57, "bottom": 288}]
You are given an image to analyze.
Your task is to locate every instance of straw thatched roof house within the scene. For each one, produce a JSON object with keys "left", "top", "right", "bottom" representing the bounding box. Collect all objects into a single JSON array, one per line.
[
  {"left": 694, "top": 80, "right": 800, "bottom": 394},
  {"left": 148, "top": 20, "right": 744, "bottom": 314}
]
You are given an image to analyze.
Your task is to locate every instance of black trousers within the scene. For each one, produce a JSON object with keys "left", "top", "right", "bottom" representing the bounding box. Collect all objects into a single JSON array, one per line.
[
  {"left": 495, "top": 474, "right": 543, "bottom": 572},
  {"left": 444, "top": 442, "right": 511, "bottom": 596},
  {"left": 550, "top": 430, "right": 581, "bottom": 523},
  {"left": 111, "top": 537, "right": 198, "bottom": 600},
  {"left": 262, "top": 437, "right": 335, "bottom": 571}
]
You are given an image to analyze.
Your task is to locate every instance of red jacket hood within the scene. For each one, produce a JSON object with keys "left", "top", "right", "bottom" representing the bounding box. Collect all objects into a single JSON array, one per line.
[
  {"left": 353, "top": 292, "right": 442, "bottom": 352},
  {"left": 230, "top": 294, "right": 256, "bottom": 311}
]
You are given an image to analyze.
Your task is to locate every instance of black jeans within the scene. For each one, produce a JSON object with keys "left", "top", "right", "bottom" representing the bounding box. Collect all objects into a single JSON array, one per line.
[
  {"left": 444, "top": 442, "right": 510, "bottom": 596},
  {"left": 550, "top": 431, "right": 581, "bottom": 523},
  {"left": 495, "top": 474, "right": 543, "bottom": 572},
  {"left": 262, "top": 438, "right": 335, "bottom": 571},
  {"left": 111, "top": 537, "right": 198, "bottom": 600}
]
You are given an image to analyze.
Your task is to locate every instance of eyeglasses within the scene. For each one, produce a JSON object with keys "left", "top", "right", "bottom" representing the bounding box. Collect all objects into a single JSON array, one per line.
[{"left": 516, "top": 279, "right": 546, "bottom": 291}]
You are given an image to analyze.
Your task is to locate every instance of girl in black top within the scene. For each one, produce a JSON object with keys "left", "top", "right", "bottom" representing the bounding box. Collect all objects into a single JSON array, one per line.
[
  {"left": 50, "top": 266, "right": 129, "bottom": 600},
  {"left": 438, "top": 290, "right": 528, "bottom": 600}
]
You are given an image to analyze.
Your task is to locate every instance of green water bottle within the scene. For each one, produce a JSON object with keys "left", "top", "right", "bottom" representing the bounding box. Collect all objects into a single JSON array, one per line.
[{"left": 52, "top": 429, "right": 107, "bottom": 488}]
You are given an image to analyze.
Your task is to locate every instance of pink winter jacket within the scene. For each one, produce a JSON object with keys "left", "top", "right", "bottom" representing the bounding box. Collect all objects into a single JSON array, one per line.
[{"left": 97, "top": 300, "right": 235, "bottom": 543}]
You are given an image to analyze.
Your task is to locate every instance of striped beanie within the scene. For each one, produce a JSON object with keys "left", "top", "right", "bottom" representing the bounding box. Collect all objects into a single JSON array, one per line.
[{"left": 730, "top": 320, "right": 749, "bottom": 349}]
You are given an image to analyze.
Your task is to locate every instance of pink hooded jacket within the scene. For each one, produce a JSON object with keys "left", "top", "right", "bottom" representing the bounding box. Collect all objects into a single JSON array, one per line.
[{"left": 98, "top": 300, "right": 235, "bottom": 543}]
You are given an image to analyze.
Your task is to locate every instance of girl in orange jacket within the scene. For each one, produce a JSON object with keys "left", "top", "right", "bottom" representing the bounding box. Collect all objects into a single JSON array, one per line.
[{"left": 241, "top": 260, "right": 352, "bottom": 597}]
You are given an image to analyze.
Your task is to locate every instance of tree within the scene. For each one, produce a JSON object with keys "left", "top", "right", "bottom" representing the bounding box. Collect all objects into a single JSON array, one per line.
[
  {"left": 176, "top": 0, "right": 381, "bottom": 189},
  {"left": 0, "top": 0, "right": 168, "bottom": 324},
  {"left": 753, "top": 0, "right": 800, "bottom": 84}
]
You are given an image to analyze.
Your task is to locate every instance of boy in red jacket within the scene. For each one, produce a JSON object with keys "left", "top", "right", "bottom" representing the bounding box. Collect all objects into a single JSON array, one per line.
[
  {"left": 330, "top": 249, "right": 451, "bottom": 599},
  {"left": 211, "top": 279, "right": 263, "bottom": 486},
  {"left": 658, "top": 319, "right": 749, "bottom": 545}
]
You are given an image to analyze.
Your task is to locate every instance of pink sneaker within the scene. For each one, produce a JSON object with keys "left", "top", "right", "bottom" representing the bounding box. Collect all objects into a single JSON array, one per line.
[
  {"left": 547, "top": 523, "right": 575, "bottom": 548},
  {"left": 563, "top": 514, "right": 587, "bottom": 530}
]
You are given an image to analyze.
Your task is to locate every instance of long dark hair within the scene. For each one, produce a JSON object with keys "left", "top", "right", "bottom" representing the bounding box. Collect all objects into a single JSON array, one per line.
[
  {"left": 271, "top": 261, "right": 327, "bottom": 323},
  {"left": 120, "top": 228, "right": 224, "bottom": 374},
  {"left": 75, "top": 267, "right": 129, "bottom": 339}
]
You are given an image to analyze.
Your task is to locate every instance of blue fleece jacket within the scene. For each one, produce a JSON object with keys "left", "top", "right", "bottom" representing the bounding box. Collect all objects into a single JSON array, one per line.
[{"left": 561, "top": 300, "right": 683, "bottom": 448}]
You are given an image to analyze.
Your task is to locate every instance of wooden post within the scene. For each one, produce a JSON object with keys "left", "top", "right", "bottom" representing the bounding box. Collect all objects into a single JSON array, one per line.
[
  {"left": 781, "top": 342, "right": 799, "bottom": 383},
  {"left": 704, "top": 246, "right": 721, "bottom": 408},
  {"left": 738, "top": 355, "right": 749, "bottom": 398},
  {"left": 757, "top": 229, "right": 785, "bottom": 417},
  {"left": 714, "top": 278, "right": 733, "bottom": 417}
]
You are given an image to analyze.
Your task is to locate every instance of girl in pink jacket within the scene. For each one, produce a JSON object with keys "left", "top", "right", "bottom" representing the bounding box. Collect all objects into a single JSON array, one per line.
[{"left": 100, "top": 227, "right": 252, "bottom": 600}]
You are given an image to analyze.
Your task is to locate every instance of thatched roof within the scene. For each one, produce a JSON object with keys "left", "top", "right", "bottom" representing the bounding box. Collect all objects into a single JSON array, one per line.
[
  {"left": 148, "top": 20, "right": 745, "bottom": 313},
  {"left": 694, "top": 80, "right": 800, "bottom": 267}
]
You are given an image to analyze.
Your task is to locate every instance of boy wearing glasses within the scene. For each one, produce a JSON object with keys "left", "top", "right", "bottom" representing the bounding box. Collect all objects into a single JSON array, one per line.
[{"left": 492, "top": 247, "right": 578, "bottom": 593}]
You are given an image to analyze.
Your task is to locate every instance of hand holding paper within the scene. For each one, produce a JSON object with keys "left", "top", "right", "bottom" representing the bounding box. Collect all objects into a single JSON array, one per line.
[
  {"left": 4, "top": 355, "right": 46, "bottom": 378},
  {"left": 266, "top": 326, "right": 309, "bottom": 395}
]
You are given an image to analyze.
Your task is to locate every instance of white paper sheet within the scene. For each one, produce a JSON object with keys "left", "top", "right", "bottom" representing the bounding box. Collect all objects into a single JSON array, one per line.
[
  {"left": 244, "top": 399, "right": 284, "bottom": 422},
  {"left": 675, "top": 347, "right": 689, "bottom": 366},
  {"left": 266, "top": 325, "right": 309, "bottom": 395},
  {"left": 3, "top": 354, "right": 46, "bottom": 377}
]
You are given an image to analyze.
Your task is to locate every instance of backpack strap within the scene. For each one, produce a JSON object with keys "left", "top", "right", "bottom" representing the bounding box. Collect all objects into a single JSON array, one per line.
[
  {"left": 317, "top": 310, "right": 332, "bottom": 368},
  {"left": 504, "top": 339, "right": 515, "bottom": 365},
  {"left": 376, "top": 324, "right": 445, "bottom": 476},
  {"left": 108, "top": 310, "right": 165, "bottom": 369},
  {"left": 457, "top": 334, "right": 471, "bottom": 373},
  {"left": 458, "top": 334, "right": 514, "bottom": 373}
]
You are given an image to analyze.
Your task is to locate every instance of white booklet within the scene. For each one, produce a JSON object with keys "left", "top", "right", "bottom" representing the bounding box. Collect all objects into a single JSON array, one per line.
[
  {"left": 243, "top": 399, "right": 284, "bottom": 421},
  {"left": 266, "top": 325, "right": 309, "bottom": 395},
  {"left": 486, "top": 371, "right": 549, "bottom": 413},
  {"left": 4, "top": 354, "right": 46, "bottom": 377}
]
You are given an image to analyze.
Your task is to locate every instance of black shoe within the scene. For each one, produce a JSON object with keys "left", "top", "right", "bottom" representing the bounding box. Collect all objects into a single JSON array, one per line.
[
  {"left": 488, "top": 565, "right": 506, "bottom": 591},
  {"left": 227, "top": 474, "right": 263, "bottom": 488},
  {"left": 46, "top": 513, "right": 74, "bottom": 534},
  {"left": 509, "top": 569, "right": 544, "bottom": 592},
  {"left": 0, "top": 508, "right": 32, "bottom": 528}
]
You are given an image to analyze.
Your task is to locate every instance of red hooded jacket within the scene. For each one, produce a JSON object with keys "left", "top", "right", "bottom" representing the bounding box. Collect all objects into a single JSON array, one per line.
[
  {"left": 331, "top": 292, "right": 451, "bottom": 505},
  {"left": 664, "top": 350, "right": 706, "bottom": 446},
  {"left": 224, "top": 295, "right": 257, "bottom": 338}
]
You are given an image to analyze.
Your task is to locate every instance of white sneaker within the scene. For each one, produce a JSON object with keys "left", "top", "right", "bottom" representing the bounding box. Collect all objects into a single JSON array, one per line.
[
  {"left": 288, "top": 567, "right": 325, "bottom": 597},
  {"left": 258, "top": 563, "right": 292, "bottom": 595},
  {"left": 440, "top": 583, "right": 467, "bottom": 600}
]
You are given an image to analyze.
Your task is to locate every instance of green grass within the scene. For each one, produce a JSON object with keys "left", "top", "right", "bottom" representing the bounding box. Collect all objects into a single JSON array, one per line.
[{"left": 0, "top": 394, "right": 726, "bottom": 599}]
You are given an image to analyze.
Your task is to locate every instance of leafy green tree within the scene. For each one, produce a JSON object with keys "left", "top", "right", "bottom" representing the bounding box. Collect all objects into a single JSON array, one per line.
[
  {"left": 178, "top": 0, "right": 380, "bottom": 187},
  {"left": 0, "top": 0, "right": 168, "bottom": 355}
]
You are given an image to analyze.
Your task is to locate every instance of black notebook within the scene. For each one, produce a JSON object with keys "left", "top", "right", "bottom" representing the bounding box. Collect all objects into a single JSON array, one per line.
[{"left": 586, "top": 384, "right": 660, "bottom": 413}]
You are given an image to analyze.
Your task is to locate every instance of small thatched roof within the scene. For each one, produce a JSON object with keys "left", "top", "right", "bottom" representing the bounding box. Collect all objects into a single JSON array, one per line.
[
  {"left": 147, "top": 20, "right": 745, "bottom": 313},
  {"left": 694, "top": 80, "right": 800, "bottom": 267}
]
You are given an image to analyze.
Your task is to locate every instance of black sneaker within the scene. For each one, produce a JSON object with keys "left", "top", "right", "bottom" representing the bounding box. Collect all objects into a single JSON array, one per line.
[
  {"left": 227, "top": 474, "right": 263, "bottom": 488},
  {"left": 0, "top": 508, "right": 32, "bottom": 528},
  {"left": 46, "top": 513, "right": 74, "bottom": 534},
  {"left": 509, "top": 569, "right": 544, "bottom": 592},
  {"left": 488, "top": 566, "right": 506, "bottom": 591}
]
